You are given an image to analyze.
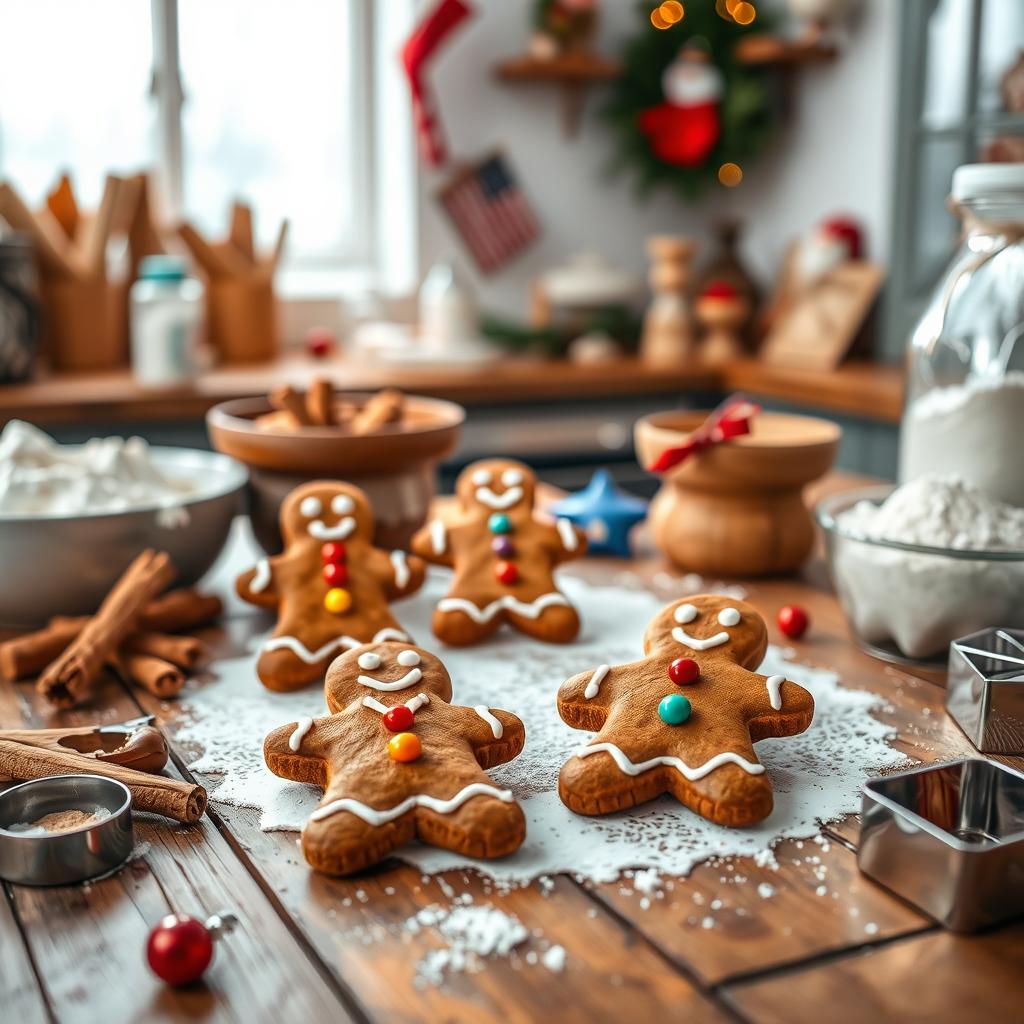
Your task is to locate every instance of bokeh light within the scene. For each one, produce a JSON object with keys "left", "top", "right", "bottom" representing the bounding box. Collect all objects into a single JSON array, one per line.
[
  {"left": 732, "top": 2, "right": 756, "bottom": 24},
  {"left": 718, "top": 162, "right": 744, "bottom": 187},
  {"left": 660, "top": 1, "right": 684, "bottom": 21},
  {"left": 650, "top": 6, "right": 671, "bottom": 29}
]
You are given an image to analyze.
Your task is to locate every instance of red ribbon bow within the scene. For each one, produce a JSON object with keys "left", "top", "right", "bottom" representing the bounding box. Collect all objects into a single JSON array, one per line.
[{"left": 648, "top": 396, "right": 761, "bottom": 474}]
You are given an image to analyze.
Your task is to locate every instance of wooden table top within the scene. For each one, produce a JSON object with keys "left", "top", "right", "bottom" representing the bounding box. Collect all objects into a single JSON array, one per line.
[
  {"left": 0, "top": 355, "right": 905, "bottom": 426},
  {"left": 3, "top": 500, "right": 1016, "bottom": 1023}
]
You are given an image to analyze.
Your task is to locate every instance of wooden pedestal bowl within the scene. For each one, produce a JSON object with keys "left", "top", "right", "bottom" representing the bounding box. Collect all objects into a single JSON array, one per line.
[
  {"left": 634, "top": 410, "right": 841, "bottom": 577},
  {"left": 207, "top": 394, "right": 464, "bottom": 554}
]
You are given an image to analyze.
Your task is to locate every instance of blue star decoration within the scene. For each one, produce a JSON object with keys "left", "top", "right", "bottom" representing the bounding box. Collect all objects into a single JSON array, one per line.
[{"left": 549, "top": 468, "right": 648, "bottom": 558}]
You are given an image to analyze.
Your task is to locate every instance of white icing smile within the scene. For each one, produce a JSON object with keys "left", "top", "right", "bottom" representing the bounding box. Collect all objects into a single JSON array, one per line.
[
  {"left": 308, "top": 516, "right": 356, "bottom": 540},
  {"left": 357, "top": 667, "right": 423, "bottom": 691},
  {"left": 475, "top": 485, "right": 524, "bottom": 510},
  {"left": 672, "top": 627, "right": 730, "bottom": 651}
]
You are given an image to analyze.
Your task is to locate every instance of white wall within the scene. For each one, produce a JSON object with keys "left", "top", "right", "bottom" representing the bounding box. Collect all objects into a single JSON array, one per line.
[{"left": 416, "top": 0, "right": 899, "bottom": 322}]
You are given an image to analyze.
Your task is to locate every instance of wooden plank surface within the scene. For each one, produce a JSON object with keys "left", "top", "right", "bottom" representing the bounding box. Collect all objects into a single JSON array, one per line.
[
  {"left": 0, "top": 356, "right": 902, "bottom": 426},
  {"left": 0, "top": 885, "right": 51, "bottom": 1024}
]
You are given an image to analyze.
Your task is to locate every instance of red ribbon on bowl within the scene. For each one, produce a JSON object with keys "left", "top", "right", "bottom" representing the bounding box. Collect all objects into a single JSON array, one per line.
[{"left": 648, "top": 396, "right": 762, "bottom": 474}]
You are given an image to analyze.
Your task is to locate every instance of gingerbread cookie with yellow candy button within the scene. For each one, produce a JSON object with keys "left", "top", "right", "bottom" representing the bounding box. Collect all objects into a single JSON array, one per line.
[
  {"left": 557, "top": 594, "right": 814, "bottom": 827},
  {"left": 237, "top": 481, "right": 426, "bottom": 692},
  {"left": 411, "top": 458, "right": 587, "bottom": 646},
  {"left": 264, "top": 640, "right": 527, "bottom": 875}
]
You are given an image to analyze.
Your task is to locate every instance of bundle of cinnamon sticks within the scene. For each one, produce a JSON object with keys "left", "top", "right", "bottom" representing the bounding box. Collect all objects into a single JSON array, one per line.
[
  {"left": 0, "top": 550, "right": 223, "bottom": 710},
  {"left": 257, "top": 378, "right": 405, "bottom": 433}
]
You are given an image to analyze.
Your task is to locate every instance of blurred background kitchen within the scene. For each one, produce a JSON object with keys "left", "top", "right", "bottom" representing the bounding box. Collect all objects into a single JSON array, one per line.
[{"left": 1, "top": 0, "right": 1022, "bottom": 495}]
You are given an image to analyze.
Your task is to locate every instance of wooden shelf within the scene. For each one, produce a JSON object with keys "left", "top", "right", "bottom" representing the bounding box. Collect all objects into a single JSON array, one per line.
[
  {"left": 735, "top": 34, "right": 838, "bottom": 67},
  {"left": 0, "top": 355, "right": 904, "bottom": 428}
]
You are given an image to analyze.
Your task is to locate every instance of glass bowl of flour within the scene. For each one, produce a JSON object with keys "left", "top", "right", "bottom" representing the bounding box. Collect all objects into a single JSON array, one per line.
[
  {"left": 0, "top": 421, "right": 247, "bottom": 627},
  {"left": 816, "top": 475, "right": 1024, "bottom": 665}
]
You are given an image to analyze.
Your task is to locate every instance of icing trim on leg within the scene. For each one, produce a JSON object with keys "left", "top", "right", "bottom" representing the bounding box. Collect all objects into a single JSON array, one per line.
[
  {"left": 574, "top": 741, "right": 765, "bottom": 781},
  {"left": 263, "top": 627, "right": 409, "bottom": 665},
  {"left": 309, "top": 782, "right": 515, "bottom": 826},
  {"left": 437, "top": 591, "right": 570, "bottom": 624}
]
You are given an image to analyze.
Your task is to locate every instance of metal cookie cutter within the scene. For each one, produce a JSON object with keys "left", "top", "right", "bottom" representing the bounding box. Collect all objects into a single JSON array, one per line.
[
  {"left": 0, "top": 774, "right": 134, "bottom": 885},
  {"left": 945, "top": 628, "right": 1024, "bottom": 754},
  {"left": 857, "top": 758, "right": 1024, "bottom": 932}
]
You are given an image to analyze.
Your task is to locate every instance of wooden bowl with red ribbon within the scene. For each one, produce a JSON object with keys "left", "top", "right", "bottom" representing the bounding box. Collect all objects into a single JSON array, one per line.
[{"left": 634, "top": 398, "right": 841, "bottom": 576}]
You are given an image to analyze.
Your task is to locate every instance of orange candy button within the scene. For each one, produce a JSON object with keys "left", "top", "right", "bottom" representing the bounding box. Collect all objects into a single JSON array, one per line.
[
  {"left": 323, "top": 587, "right": 352, "bottom": 614},
  {"left": 387, "top": 732, "right": 422, "bottom": 763}
]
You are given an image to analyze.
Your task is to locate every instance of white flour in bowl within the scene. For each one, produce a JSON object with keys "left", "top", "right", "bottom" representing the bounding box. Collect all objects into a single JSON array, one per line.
[
  {"left": 899, "top": 371, "right": 1024, "bottom": 506},
  {"left": 832, "top": 474, "right": 1024, "bottom": 659}
]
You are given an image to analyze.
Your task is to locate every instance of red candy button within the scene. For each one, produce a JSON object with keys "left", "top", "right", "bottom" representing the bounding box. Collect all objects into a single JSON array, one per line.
[
  {"left": 495, "top": 560, "right": 519, "bottom": 585},
  {"left": 383, "top": 705, "right": 415, "bottom": 732},
  {"left": 668, "top": 657, "right": 700, "bottom": 685},
  {"left": 323, "top": 562, "right": 348, "bottom": 587},
  {"left": 321, "top": 542, "right": 347, "bottom": 565},
  {"left": 777, "top": 604, "right": 809, "bottom": 640}
]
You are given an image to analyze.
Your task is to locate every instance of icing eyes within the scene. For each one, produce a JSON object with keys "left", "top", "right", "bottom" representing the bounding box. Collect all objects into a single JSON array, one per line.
[
  {"left": 472, "top": 468, "right": 492, "bottom": 485},
  {"left": 299, "top": 496, "right": 322, "bottom": 518},
  {"left": 674, "top": 604, "right": 698, "bottom": 624},
  {"left": 396, "top": 649, "right": 421, "bottom": 667},
  {"left": 332, "top": 494, "right": 355, "bottom": 515},
  {"left": 357, "top": 652, "right": 381, "bottom": 670},
  {"left": 502, "top": 468, "right": 523, "bottom": 486},
  {"left": 718, "top": 607, "right": 741, "bottom": 627}
]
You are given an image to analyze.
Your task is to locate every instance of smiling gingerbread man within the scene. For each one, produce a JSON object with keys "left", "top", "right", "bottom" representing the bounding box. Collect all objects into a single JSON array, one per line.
[
  {"left": 411, "top": 458, "right": 586, "bottom": 646},
  {"left": 264, "top": 641, "right": 526, "bottom": 875},
  {"left": 557, "top": 594, "right": 815, "bottom": 827},
  {"left": 237, "top": 481, "right": 425, "bottom": 691}
]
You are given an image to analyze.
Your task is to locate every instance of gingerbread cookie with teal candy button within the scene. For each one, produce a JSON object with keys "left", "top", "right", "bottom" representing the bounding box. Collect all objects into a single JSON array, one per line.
[
  {"left": 556, "top": 594, "right": 815, "bottom": 826},
  {"left": 236, "top": 481, "right": 426, "bottom": 692},
  {"left": 264, "top": 640, "right": 527, "bottom": 875},
  {"left": 410, "top": 458, "right": 587, "bottom": 646}
]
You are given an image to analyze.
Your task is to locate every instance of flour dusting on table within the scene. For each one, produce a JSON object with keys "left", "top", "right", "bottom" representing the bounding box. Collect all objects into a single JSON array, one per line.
[{"left": 174, "top": 572, "right": 904, "bottom": 883}]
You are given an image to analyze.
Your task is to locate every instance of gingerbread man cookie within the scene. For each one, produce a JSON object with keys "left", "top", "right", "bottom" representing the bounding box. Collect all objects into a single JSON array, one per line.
[
  {"left": 264, "top": 641, "right": 526, "bottom": 875},
  {"left": 237, "top": 481, "right": 425, "bottom": 691},
  {"left": 557, "top": 595, "right": 814, "bottom": 826},
  {"left": 410, "top": 459, "right": 586, "bottom": 646}
]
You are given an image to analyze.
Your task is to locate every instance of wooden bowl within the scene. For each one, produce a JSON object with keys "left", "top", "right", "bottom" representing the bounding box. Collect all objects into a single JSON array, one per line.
[
  {"left": 634, "top": 410, "right": 841, "bottom": 576},
  {"left": 207, "top": 394, "right": 464, "bottom": 554}
]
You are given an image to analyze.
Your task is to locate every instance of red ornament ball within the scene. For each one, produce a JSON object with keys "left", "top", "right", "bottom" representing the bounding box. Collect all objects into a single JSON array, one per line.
[
  {"left": 383, "top": 705, "right": 415, "bottom": 733},
  {"left": 305, "top": 326, "right": 336, "bottom": 359},
  {"left": 495, "top": 560, "right": 519, "bottom": 585},
  {"left": 321, "top": 542, "right": 347, "bottom": 565},
  {"left": 668, "top": 657, "right": 700, "bottom": 685},
  {"left": 777, "top": 604, "right": 809, "bottom": 640},
  {"left": 146, "top": 914, "right": 214, "bottom": 987},
  {"left": 702, "top": 279, "right": 739, "bottom": 301},
  {"left": 323, "top": 562, "right": 348, "bottom": 587}
]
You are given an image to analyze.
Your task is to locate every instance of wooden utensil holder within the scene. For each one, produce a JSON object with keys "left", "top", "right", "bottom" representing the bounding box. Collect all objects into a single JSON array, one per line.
[
  {"left": 634, "top": 410, "right": 841, "bottom": 576},
  {"left": 41, "top": 274, "right": 128, "bottom": 371},
  {"left": 206, "top": 273, "right": 278, "bottom": 364}
]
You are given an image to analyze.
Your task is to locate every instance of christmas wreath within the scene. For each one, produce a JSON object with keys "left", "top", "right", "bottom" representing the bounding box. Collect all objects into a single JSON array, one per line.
[{"left": 604, "top": 1, "right": 777, "bottom": 201}]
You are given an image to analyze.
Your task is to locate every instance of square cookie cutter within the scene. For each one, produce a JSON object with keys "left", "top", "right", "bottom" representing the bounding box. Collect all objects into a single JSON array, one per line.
[
  {"left": 945, "top": 628, "right": 1024, "bottom": 754},
  {"left": 857, "top": 758, "right": 1024, "bottom": 932}
]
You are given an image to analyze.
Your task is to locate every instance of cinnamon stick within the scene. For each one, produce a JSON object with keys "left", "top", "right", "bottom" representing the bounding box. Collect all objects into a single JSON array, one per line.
[
  {"left": 118, "top": 653, "right": 185, "bottom": 699},
  {"left": 0, "top": 618, "right": 83, "bottom": 678},
  {"left": 137, "top": 589, "right": 223, "bottom": 632},
  {"left": 0, "top": 738, "right": 206, "bottom": 823},
  {"left": 122, "top": 632, "right": 208, "bottom": 671},
  {"left": 270, "top": 384, "right": 313, "bottom": 426},
  {"left": 38, "top": 550, "right": 175, "bottom": 709},
  {"left": 306, "top": 378, "right": 333, "bottom": 426},
  {"left": 351, "top": 388, "right": 404, "bottom": 434}
]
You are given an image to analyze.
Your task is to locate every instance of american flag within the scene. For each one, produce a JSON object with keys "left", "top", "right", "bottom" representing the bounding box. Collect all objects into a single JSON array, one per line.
[{"left": 438, "top": 153, "right": 540, "bottom": 274}]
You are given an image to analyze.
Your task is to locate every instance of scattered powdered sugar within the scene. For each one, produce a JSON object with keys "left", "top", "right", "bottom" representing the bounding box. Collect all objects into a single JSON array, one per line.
[
  {"left": 411, "top": 904, "right": 528, "bottom": 986},
  {"left": 832, "top": 474, "right": 1024, "bottom": 659},
  {"left": 900, "top": 371, "right": 1024, "bottom": 506},
  {"left": 173, "top": 572, "right": 905, "bottom": 884}
]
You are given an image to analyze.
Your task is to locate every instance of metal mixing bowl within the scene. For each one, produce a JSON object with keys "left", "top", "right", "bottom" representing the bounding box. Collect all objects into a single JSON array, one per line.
[
  {"left": 816, "top": 485, "right": 1024, "bottom": 665},
  {"left": 0, "top": 447, "right": 247, "bottom": 627}
]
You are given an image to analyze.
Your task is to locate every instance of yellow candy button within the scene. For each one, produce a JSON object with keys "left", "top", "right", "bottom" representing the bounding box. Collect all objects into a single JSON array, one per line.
[
  {"left": 387, "top": 732, "right": 422, "bottom": 763},
  {"left": 323, "top": 587, "right": 352, "bottom": 614}
]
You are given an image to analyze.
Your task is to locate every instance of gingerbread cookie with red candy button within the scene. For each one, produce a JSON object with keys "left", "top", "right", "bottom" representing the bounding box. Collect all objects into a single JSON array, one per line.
[
  {"left": 264, "top": 641, "right": 526, "bottom": 875},
  {"left": 557, "top": 595, "right": 814, "bottom": 826},
  {"left": 410, "top": 459, "right": 587, "bottom": 646},
  {"left": 237, "top": 481, "right": 426, "bottom": 692}
]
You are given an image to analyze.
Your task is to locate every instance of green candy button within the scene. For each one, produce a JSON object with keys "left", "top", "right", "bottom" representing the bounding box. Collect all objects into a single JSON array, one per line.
[
  {"left": 488, "top": 513, "right": 512, "bottom": 534},
  {"left": 658, "top": 693, "right": 692, "bottom": 725}
]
